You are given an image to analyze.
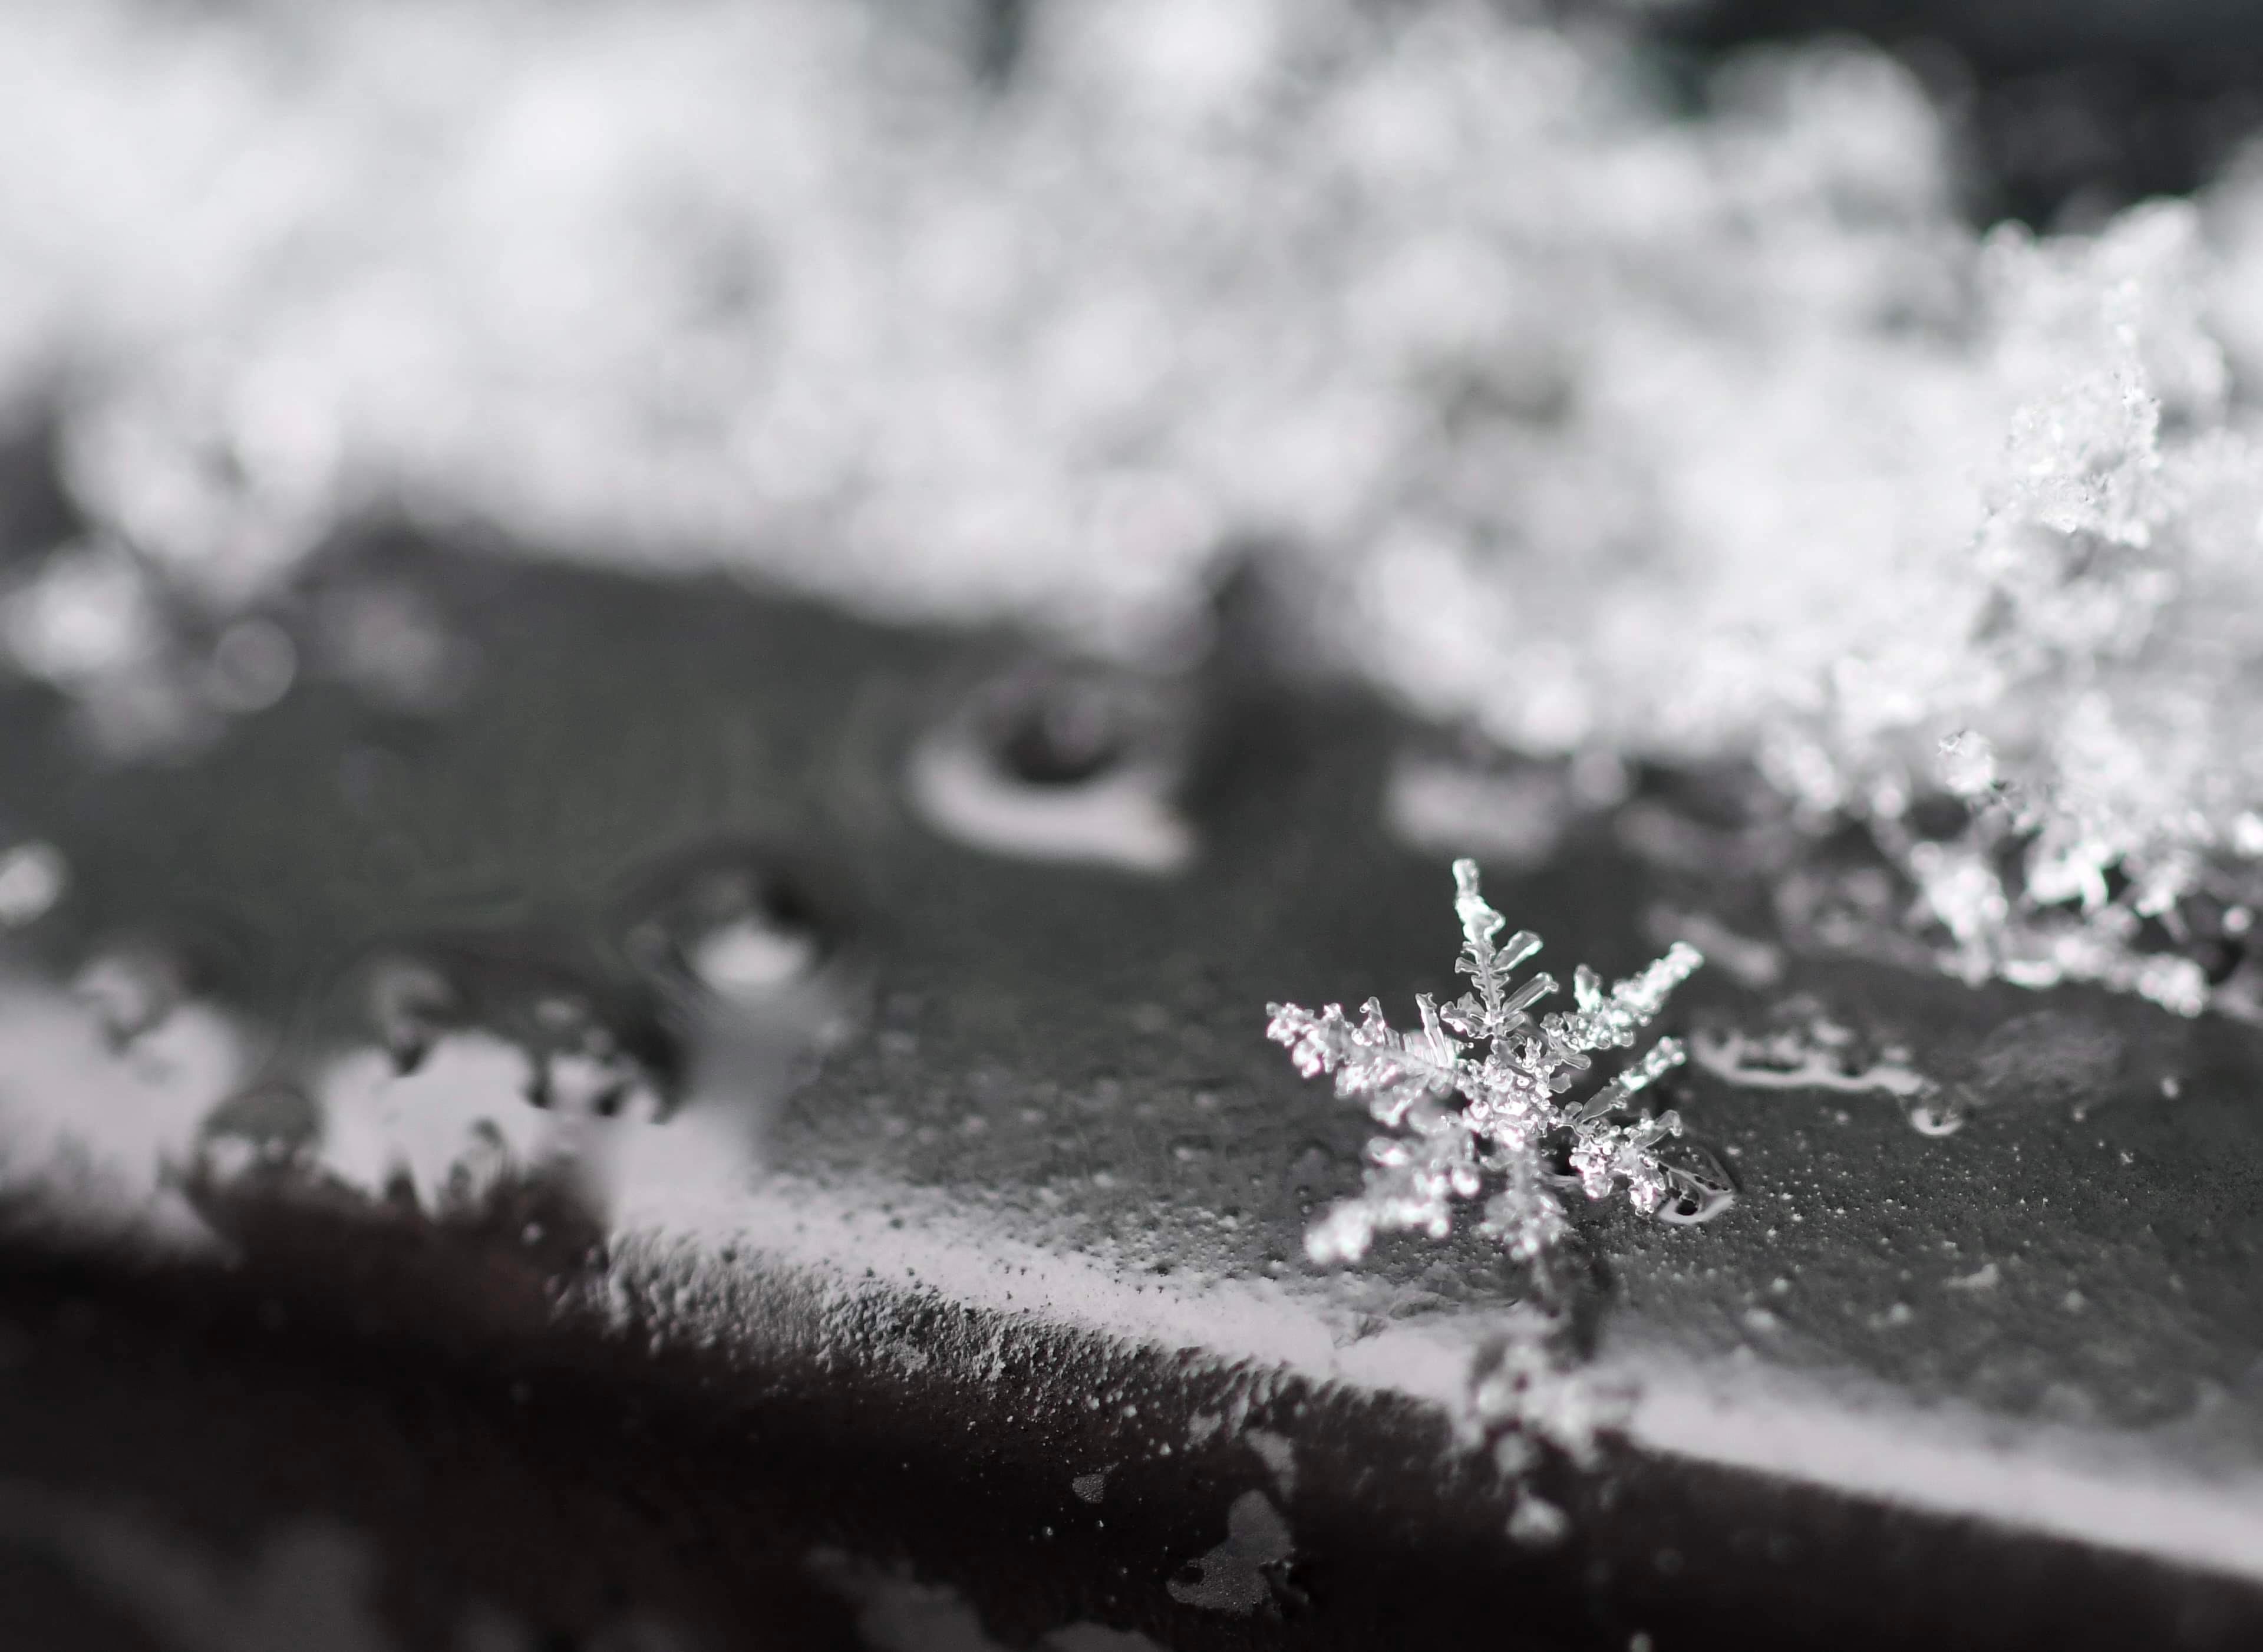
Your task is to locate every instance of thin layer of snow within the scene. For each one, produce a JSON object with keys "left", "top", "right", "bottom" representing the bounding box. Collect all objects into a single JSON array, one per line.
[{"left": 603, "top": 1165, "right": 2263, "bottom": 1586}]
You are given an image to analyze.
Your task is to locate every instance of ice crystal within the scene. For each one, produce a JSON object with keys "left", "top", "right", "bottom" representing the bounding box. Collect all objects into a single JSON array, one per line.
[{"left": 1267, "top": 860, "right": 1706, "bottom": 1268}]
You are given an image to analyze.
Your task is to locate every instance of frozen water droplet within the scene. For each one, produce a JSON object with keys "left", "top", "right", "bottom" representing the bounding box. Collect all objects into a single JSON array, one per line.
[
  {"left": 1652, "top": 1140, "right": 1737, "bottom": 1225},
  {"left": 1693, "top": 1011, "right": 1958, "bottom": 1140}
]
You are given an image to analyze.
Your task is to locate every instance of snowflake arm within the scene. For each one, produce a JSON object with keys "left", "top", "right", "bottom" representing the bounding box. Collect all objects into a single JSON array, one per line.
[
  {"left": 1264, "top": 995, "right": 1466, "bottom": 1127},
  {"left": 1569, "top": 1036, "right": 1689, "bottom": 1125},
  {"left": 1444, "top": 858, "right": 1548, "bottom": 1039}
]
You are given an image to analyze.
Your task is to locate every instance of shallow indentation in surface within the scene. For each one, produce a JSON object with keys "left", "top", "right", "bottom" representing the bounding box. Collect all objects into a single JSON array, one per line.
[{"left": 907, "top": 665, "right": 1193, "bottom": 875}]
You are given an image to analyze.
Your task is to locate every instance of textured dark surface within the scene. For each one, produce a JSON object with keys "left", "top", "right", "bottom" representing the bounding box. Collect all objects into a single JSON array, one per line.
[{"left": 1, "top": 533, "right": 2262, "bottom": 1648}]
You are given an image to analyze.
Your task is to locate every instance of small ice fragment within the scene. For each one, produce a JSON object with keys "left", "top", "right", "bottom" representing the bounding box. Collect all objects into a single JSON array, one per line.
[{"left": 1070, "top": 1470, "right": 1107, "bottom": 1505}]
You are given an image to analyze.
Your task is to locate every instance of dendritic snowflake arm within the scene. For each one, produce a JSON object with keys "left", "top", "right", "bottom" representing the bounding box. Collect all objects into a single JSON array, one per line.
[
  {"left": 1268, "top": 859, "right": 1711, "bottom": 1268},
  {"left": 1569, "top": 1037, "right": 1690, "bottom": 1125},
  {"left": 1444, "top": 859, "right": 1548, "bottom": 1038},
  {"left": 1478, "top": 1155, "right": 1571, "bottom": 1264},
  {"left": 1263, "top": 994, "right": 1466, "bottom": 1128},
  {"left": 1549, "top": 945, "right": 1704, "bottom": 1056},
  {"left": 1306, "top": 1102, "right": 1482, "bottom": 1264}
]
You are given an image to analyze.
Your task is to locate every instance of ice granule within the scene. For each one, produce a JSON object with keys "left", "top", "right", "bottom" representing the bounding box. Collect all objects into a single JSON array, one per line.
[{"left": 6, "top": 2, "right": 2263, "bottom": 997}]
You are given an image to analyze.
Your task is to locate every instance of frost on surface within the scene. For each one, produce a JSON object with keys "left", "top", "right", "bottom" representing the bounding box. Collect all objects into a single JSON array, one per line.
[{"left": 1268, "top": 860, "right": 1714, "bottom": 1270}]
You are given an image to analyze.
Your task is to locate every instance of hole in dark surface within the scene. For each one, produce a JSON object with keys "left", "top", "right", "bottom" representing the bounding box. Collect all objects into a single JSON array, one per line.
[
  {"left": 987, "top": 682, "right": 1132, "bottom": 788},
  {"left": 616, "top": 844, "right": 844, "bottom": 1003}
]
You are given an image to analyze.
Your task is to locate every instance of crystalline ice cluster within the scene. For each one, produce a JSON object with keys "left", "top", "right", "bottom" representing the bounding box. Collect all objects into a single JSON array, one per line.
[
  {"left": 1267, "top": 860, "right": 1707, "bottom": 1268},
  {"left": 8, "top": 0, "right": 2263, "bottom": 1000}
]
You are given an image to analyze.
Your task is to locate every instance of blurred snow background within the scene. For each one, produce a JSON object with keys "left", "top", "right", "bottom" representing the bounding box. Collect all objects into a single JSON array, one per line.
[{"left": 10, "top": 0, "right": 2263, "bottom": 1007}]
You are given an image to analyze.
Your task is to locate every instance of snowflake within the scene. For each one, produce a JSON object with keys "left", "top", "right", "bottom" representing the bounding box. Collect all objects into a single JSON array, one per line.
[{"left": 1268, "top": 859, "right": 1710, "bottom": 1268}]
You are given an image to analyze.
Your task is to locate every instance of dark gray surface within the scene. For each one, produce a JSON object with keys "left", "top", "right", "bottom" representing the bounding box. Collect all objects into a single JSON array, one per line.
[{"left": 0, "top": 532, "right": 2261, "bottom": 1647}]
